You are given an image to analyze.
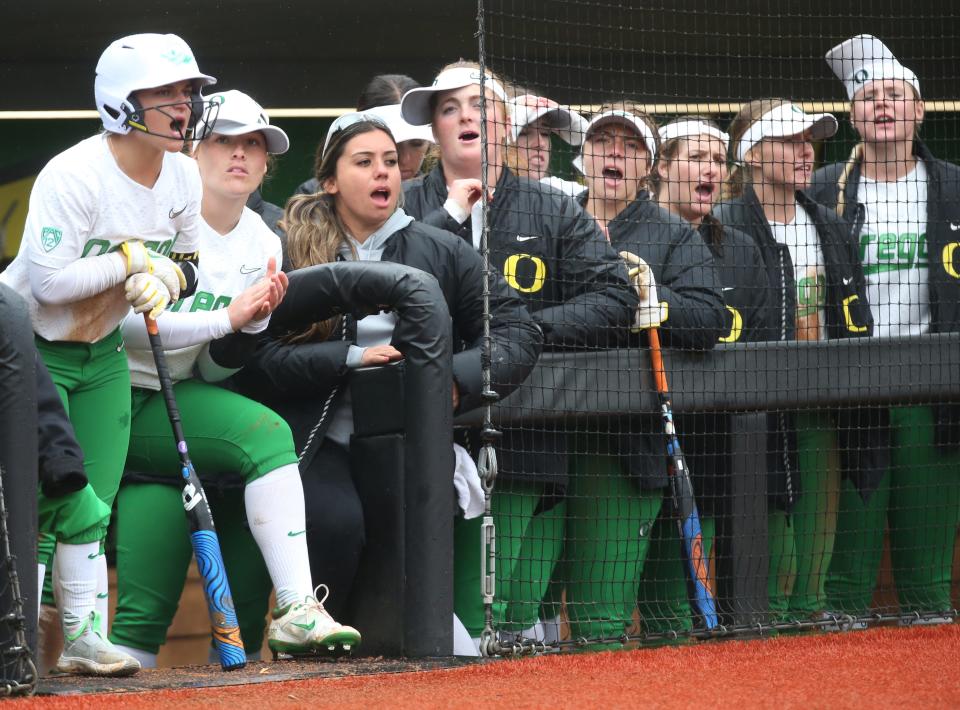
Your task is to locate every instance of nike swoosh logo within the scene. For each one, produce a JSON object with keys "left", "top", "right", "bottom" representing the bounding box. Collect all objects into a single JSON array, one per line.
[
  {"left": 291, "top": 620, "right": 316, "bottom": 631},
  {"left": 951, "top": 223, "right": 960, "bottom": 231},
  {"left": 240, "top": 265, "right": 262, "bottom": 275},
  {"left": 96, "top": 593, "right": 109, "bottom": 599},
  {"left": 516, "top": 235, "right": 538, "bottom": 242},
  {"left": 88, "top": 552, "right": 100, "bottom": 559},
  {"left": 169, "top": 204, "right": 188, "bottom": 219},
  {"left": 722, "top": 287, "right": 734, "bottom": 291},
  {"left": 287, "top": 530, "right": 306, "bottom": 537}
]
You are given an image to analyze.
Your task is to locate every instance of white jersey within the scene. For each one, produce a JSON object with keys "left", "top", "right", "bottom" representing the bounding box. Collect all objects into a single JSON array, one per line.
[
  {"left": 857, "top": 161, "right": 930, "bottom": 338},
  {"left": 126, "top": 207, "right": 282, "bottom": 389},
  {"left": 0, "top": 133, "right": 202, "bottom": 343},
  {"left": 769, "top": 203, "right": 827, "bottom": 341}
]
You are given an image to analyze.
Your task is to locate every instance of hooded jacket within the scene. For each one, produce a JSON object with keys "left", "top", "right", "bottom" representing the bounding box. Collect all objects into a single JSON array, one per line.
[
  {"left": 714, "top": 185, "right": 874, "bottom": 507},
  {"left": 237, "top": 218, "right": 542, "bottom": 472},
  {"left": 810, "top": 139, "right": 960, "bottom": 469}
]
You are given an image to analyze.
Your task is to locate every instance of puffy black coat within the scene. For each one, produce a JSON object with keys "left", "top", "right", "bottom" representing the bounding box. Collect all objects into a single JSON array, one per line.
[
  {"left": 403, "top": 165, "right": 637, "bottom": 349},
  {"left": 606, "top": 193, "right": 727, "bottom": 349},
  {"left": 403, "top": 165, "right": 636, "bottom": 489},
  {"left": 236, "top": 219, "right": 542, "bottom": 472}
]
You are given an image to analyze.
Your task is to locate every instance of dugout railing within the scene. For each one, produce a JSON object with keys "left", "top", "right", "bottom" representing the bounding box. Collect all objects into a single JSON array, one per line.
[{"left": 458, "top": 334, "right": 960, "bottom": 649}]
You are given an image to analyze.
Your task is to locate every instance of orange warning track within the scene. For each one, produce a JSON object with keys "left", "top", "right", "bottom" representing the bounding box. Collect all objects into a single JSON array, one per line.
[{"left": 17, "top": 624, "right": 960, "bottom": 709}]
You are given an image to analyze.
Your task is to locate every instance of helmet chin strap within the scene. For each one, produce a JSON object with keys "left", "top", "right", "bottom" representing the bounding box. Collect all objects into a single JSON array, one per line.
[{"left": 124, "top": 96, "right": 219, "bottom": 142}]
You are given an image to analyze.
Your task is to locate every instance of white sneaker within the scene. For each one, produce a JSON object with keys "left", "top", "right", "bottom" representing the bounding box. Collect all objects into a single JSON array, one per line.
[
  {"left": 54, "top": 611, "right": 141, "bottom": 677},
  {"left": 268, "top": 585, "right": 361, "bottom": 658}
]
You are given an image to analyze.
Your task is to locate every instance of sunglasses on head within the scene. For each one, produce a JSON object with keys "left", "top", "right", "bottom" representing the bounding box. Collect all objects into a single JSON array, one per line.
[{"left": 322, "top": 112, "right": 391, "bottom": 159}]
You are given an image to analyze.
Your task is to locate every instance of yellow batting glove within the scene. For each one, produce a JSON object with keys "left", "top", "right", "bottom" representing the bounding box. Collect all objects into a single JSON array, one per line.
[
  {"left": 120, "top": 240, "right": 154, "bottom": 276},
  {"left": 124, "top": 273, "right": 171, "bottom": 320},
  {"left": 619, "top": 251, "right": 663, "bottom": 331},
  {"left": 148, "top": 253, "right": 187, "bottom": 303}
]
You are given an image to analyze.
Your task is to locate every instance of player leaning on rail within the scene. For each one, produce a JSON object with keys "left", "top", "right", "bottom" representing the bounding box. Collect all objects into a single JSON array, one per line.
[
  {"left": 639, "top": 116, "right": 773, "bottom": 635},
  {"left": 809, "top": 34, "right": 960, "bottom": 623},
  {"left": 399, "top": 63, "right": 637, "bottom": 648},
  {"left": 714, "top": 99, "right": 874, "bottom": 623},
  {"left": 556, "top": 103, "right": 725, "bottom": 645}
]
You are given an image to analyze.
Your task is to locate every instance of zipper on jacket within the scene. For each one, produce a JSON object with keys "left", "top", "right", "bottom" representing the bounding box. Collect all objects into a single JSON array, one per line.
[{"left": 778, "top": 249, "right": 794, "bottom": 510}]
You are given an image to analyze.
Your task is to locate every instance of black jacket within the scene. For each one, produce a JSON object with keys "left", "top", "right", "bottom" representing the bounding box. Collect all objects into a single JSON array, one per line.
[
  {"left": 809, "top": 138, "right": 960, "bottom": 486},
  {"left": 403, "top": 165, "right": 636, "bottom": 489},
  {"left": 714, "top": 186, "right": 874, "bottom": 508},
  {"left": 237, "top": 219, "right": 542, "bottom": 472},
  {"left": 698, "top": 215, "right": 774, "bottom": 344},
  {"left": 606, "top": 193, "right": 727, "bottom": 349},
  {"left": 403, "top": 165, "right": 637, "bottom": 349},
  {"left": 37, "top": 354, "right": 87, "bottom": 497},
  {"left": 576, "top": 193, "right": 727, "bottom": 491}
]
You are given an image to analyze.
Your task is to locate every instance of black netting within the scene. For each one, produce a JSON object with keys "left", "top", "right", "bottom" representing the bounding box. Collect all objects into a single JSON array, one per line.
[
  {"left": 467, "top": 0, "right": 960, "bottom": 653},
  {"left": 0, "top": 468, "right": 36, "bottom": 695}
]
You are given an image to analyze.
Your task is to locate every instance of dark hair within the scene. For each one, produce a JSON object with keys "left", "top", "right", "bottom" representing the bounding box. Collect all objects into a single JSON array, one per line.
[
  {"left": 285, "top": 120, "right": 397, "bottom": 343},
  {"left": 357, "top": 74, "right": 421, "bottom": 110}
]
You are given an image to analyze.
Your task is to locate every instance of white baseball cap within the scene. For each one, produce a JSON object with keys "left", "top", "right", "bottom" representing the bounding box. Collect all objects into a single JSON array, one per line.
[
  {"left": 736, "top": 102, "right": 838, "bottom": 163},
  {"left": 508, "top": 95, "right": 589, "bottom": 146},
  {"left": 825, "top": 34, "right": 920, "bottom": 101},
  {"left": 362, "top": 104, "right": 435, "bottom": 145},
  {"left": 400, "top": 66, "right": 509, "bottom": 126},
  {"left": 201, "top": 90, "right": 289, "bottom": 154},
  {"left": 573, "top": 110, "right": 659, "bottom": 174}
]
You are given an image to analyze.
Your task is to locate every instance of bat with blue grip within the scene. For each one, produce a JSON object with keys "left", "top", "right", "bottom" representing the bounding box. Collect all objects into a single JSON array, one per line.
[
  {"left": 648, "top": 327, "right": 718, "bottom": 630},
  {"left": 143, "top": 314, "right": 247, "bottom": 670}
]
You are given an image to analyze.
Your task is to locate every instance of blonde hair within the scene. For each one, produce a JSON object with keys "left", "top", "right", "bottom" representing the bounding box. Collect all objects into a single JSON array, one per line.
[{"left": 721, "top": 98, "right": 790, "bottom": 201}]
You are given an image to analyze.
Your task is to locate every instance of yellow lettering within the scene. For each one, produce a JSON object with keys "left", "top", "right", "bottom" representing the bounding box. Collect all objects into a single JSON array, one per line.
[
  {"left": 942, "top": 242, "right": 960, "bottom": 279},
  {"left": 719, "top": 306, "right": 743, "bottom": 343},
  {"left": 503, "top": 254, "right": 547, "bottom": 293},
  {"left": 842, "top": 294, "right": 868, "bottom": 333}
]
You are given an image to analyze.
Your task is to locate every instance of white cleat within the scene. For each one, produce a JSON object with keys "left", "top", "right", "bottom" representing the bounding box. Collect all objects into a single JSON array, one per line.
[
  {"left": 268, "top": 584, "right": 361, "bottom": 658},
  {"left": 54, "top": 611, "right": 140, "bottom": 677}
]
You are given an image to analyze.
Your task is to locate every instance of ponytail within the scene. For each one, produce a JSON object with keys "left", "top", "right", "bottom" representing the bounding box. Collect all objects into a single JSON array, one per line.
[{"left": 835, "top": 142, "right": 864, "bottom": 216}]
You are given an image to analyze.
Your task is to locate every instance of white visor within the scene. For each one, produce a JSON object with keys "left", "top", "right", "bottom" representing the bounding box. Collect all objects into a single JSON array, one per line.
[
  {"left": 574, "top": 110, "right": 659, "bottom": 174},
  {"left": 201, "top": 90, "right": 289, "bottom": 154},
  {"left": 508, "top": 95, "right": 589, "bottom": 146},
  {"left": 657, "top": 121, "right": 730, "bottom": 152},
  {"left": 736, "top": 103, "right": 838, "bottom": 163},
  {"left": 400, "top": 66, "right": 508, "bottom": 126},
  {"left": 361, "top": 104, "right": 435, "bottom": 145}
]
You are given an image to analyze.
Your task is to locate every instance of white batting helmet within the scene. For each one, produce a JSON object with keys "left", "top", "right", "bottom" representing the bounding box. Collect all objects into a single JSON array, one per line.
[{"left": 94, "top": 33, "right": 216, "bottom": 135}]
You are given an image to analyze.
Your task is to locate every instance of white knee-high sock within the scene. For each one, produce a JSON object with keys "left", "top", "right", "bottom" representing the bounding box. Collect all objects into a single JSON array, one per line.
[
  {"left": 36, "top": 563, "right": 45, "bottom": 624},
  {"left": 244, "top": 464, "right": 313, "bottom": 609},
  {"left": 95, "top": 552, "right": 109, "bottom": 625},
  {"left": 54, "top": 541, "right": 99, "bottom": 626}
]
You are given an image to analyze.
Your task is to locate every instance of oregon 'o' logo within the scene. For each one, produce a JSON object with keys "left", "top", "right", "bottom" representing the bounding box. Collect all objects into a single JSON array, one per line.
[
  {"left": 719, "top": 306, "right": 743, "bottom": 343},
  {"left": 854, "top": 68, "right": 871, "bottom": 84},
  {"left": 943, "top": 242, "right": 960, "bottom": 279},
  {"left": 503, "top": 254, "right": 547, "bottom": 293}
]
